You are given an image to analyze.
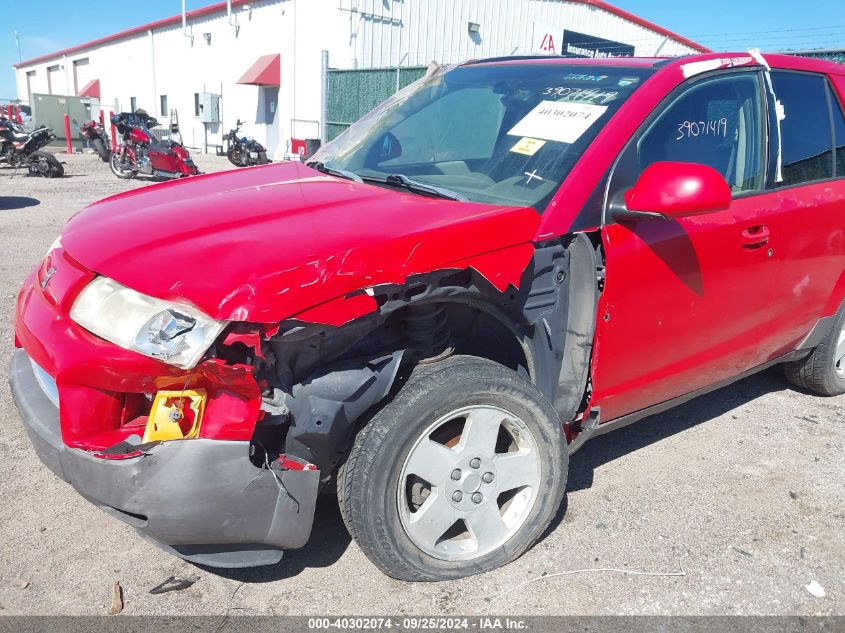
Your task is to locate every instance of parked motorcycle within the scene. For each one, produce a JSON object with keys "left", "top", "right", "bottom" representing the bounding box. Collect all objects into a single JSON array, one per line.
[
  {"left": 80, "top": 120, "right": 110, "bottom": 162},
  {"left": 109, "top": 110, "right": 199, "bottom": 180},
  {"left": 225, "top": 119, "right": 270, "bottom": 167},
  {"left": 0, "top": 119, "right": 64, "bottom": 178}
]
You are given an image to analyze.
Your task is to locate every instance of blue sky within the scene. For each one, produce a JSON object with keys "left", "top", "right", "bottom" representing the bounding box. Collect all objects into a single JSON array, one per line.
[{"left": 2, "top": 0, "right": 844, "bottom": 100}]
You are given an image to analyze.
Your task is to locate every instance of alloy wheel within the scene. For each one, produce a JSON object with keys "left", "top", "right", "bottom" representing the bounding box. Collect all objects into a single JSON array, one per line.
[{"left": 397, "top": 405, "right": 541, "bottom": 561}]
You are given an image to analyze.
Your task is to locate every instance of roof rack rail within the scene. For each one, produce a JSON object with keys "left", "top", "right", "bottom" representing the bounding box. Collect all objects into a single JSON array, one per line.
[
  {"left": 652, "top": 56, "right": 690, "bottom": 68},
  {"left": 461, "top": 55, "right": 562, "bottom": 66}
]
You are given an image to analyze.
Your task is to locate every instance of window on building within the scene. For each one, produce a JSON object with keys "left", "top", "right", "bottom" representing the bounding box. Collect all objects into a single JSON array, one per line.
[
  {"left": 771, "top": 72, "right": 833, "bottom": 186},
  {"left": 72, "top": 58, "right": 89, "bottom": 95},
  {"left": 130, "top": 97, "right": 137, "bottom": 112},
  {"left": 830, "top": 85, "right": 845, "bottom": 178},
  {"left": 637, "top": 73, "right": 764, "bottom": 193},
  {"left": 194, "top": 93, "right": 200, "bottom": 117},
  {"left": 46, "top": 65, "right": 60, "bottom": 95},
  {"left": 160, "top": 95, "right": 168, "bottom": 117}
]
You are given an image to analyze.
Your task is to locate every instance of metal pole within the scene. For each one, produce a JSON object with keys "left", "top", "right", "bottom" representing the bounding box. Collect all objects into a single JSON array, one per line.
[
  {"left": 63, "top": 114, "right": 72, "bottom": 154},
  {"left": 109, "top": 110, "right": 117, "bottom": 151},
  {"left": 320, "top": 50, "right": 329, "bottom": 144},
  {"left": 14, "top": 31, "right": 21, "bottom": 63}
]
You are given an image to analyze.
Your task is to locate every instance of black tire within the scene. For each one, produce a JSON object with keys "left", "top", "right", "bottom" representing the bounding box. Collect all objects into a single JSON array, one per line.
[
  {"left": 109, "top": 152, "right": 137, "bottom": 179},
  {"left": 257, "top": 151, "right": 270, "bottom": 165},
  {"left": 337, "top": 355, "right": 567, "bottom": 581},
  {"left": 29, "top": 151, "right": 63, "bottom": 178},
  {"left": 226, "top": 147, "right": 243, "bottom": 167},
  {"left": 785, "top": 302, "right": 845, "bottom": 396},
  {"left": 92, "top": 138, "right": 110, "bottom": 162}
]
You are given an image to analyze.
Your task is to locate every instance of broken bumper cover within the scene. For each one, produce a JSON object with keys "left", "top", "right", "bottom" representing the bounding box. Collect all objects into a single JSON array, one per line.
[{"left": 9, "top": 348, "right": 320, "bottom": 568}]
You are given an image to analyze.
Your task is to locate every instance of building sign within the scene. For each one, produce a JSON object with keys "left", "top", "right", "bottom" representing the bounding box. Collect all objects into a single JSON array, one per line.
[
  {"left": 532, "top": 23, "right": 560, "bottom": 55},
  {"left": 561, "top": 30, "right": 634, "bottom": 58}
]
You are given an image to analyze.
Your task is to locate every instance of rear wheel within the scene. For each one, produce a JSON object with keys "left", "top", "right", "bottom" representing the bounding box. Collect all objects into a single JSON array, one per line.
[
  {"left": 337, "top": 356, "right": 567, "bottom": 581},
  {"left": 257, "top": 151, "right": 270, "bottom": 165},
  {"left": 29, "top": 151, "right": 63, "bottom": 178},
  {"left": 92, "top": 138, "right": 110, "bottom": 162},
  {"left": 785, "top": 303, "right": 845, "bottom": 396},
  {"left": 109, "top": 151, "right": 137, "bottom": 179}
]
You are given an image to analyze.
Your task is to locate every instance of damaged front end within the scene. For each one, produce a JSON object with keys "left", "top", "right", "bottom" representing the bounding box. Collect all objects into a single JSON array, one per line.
[
  {"left": 9, "top": 140, "right": 604, "bottom": 569},
  {"left": 10, "top": 222, "right": 599, "bottom": 568},
  {"left": 9, "top": 249, "right": 325, "bottom": 568}
]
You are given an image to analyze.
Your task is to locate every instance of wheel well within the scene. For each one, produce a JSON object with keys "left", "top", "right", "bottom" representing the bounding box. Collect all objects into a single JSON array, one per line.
[{"left": 437, "top": 301, "right": 532, "bottom": 380}]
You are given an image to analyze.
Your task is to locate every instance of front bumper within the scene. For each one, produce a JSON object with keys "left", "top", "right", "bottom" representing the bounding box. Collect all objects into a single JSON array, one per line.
[{"left": 9, "top": 348, "right": 319, "bottom": 568}]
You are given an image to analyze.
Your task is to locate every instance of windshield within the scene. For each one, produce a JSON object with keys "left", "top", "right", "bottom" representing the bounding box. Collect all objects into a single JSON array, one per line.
[{"left": 311, "top": 63, "right": 654, "bottom": 211}]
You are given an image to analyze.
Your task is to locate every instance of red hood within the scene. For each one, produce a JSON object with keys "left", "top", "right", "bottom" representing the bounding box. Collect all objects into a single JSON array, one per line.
[{"left": 61, "top": 162, "right": 540, "bottom": 323}]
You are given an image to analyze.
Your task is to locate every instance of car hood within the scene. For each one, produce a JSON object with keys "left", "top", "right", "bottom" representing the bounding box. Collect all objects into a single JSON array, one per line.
[{"left": 61, "top": 162, "right": 540, "bottom": 323}]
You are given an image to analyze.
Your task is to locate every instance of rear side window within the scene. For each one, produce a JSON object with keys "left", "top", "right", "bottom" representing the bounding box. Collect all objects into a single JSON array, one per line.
[
  {"left": 771, "top": 72, "right": 833, "bottom": 185},
  {"left": 831, "top": 87, "right": 845, "bottom": 177}
]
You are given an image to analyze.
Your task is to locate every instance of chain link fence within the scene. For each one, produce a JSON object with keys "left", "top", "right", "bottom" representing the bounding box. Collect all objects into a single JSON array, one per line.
[{"left": 326, "top": 66, "right": 427, "bottom": 141}]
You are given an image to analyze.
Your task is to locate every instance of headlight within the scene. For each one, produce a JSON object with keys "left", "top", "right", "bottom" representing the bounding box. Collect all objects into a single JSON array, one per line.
[{"left": 70, "top": 277, "right": 227, "bottom": 369}]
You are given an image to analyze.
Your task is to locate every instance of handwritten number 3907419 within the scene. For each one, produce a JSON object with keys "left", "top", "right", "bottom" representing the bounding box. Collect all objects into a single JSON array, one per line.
[{"left": 676, "top": 118, "right": 729, "bottom": 141}]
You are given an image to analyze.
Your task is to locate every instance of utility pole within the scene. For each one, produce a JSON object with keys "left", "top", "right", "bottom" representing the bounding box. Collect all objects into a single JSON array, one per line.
[{"left": 14, "top": 30, "right": 21, "bottom": 63}]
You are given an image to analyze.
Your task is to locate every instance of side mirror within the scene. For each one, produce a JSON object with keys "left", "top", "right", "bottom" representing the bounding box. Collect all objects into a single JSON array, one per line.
[
  {"left": 614, "top": 161, "right": 731, "bottom": 221},
  {"left": 378, "top": 132, "right": 402, "bottom": 162}
]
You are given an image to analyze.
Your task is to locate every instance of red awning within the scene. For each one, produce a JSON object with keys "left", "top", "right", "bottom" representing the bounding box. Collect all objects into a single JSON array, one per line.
[
  {"left": 237, "top": 54, "right": 280, "bottom": 87},
  {"left": 77, "top": 79, "right": 100, "bottom": 99}
]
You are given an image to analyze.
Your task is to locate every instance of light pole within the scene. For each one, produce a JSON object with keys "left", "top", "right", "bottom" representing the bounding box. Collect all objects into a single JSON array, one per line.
[{"left": 14, "top": 30, "right": 20, "bottom": 63}]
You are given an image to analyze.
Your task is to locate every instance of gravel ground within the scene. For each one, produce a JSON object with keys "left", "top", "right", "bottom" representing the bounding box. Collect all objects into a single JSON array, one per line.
[{"left": 0, "top": 152, "right": 842, "bottom": 617}]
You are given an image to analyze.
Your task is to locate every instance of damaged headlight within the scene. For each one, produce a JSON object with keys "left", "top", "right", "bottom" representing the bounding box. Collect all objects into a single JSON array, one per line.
[{"left": 70, "top": 277, "right": 227, "bottom": 369}]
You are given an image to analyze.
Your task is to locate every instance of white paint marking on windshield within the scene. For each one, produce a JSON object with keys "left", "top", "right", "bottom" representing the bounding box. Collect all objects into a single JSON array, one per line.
[{"left": 523, "top": 169, "right": 545, "bottom": 184}]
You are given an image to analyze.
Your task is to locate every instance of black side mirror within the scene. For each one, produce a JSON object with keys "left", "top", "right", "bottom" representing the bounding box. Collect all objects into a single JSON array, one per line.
[{"left": 378, "top": 132, "right": 402, "bottom": 162}]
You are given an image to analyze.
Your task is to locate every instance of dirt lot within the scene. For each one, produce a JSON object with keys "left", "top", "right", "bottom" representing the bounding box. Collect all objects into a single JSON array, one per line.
[{"left": 0, "top": 152, "right": 842, "bottom": 617}]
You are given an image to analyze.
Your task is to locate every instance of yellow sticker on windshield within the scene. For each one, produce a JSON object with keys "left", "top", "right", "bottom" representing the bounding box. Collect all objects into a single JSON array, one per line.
[{"left": 510, "top": 137, "right": 546, "bottom": 156}]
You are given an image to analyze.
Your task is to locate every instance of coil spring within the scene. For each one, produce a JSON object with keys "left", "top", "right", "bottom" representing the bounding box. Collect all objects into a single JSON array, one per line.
[{"left": 401, "top": 304, "right": 451, "bottom": 361}]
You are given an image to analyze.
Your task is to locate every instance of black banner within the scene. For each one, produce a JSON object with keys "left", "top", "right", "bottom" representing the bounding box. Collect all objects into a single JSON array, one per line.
[
  {"left": 0, "top": 616, "right": 844, "bottom": 633},
  {"left": 561, "top": 30, "right": 635, "bottom": 59}
]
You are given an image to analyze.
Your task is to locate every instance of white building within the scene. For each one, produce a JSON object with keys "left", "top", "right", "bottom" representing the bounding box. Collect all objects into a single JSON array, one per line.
[{"left": 13, "top": 0, "right": 706, "bottom": 159}]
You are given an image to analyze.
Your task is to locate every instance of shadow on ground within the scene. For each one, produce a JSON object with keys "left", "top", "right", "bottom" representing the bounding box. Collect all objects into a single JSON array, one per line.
[
  {"left": 567, "top": 366, "right": 789, "bottom": 492},
  {"left": 0, "top": 196, "right": 40, "bottom": 210},
  {"left": 199, "top": 494, "right": 352, "bottom": 583},
  {"left": 201, "top": 367, "right": 792, "bottom": 582}
]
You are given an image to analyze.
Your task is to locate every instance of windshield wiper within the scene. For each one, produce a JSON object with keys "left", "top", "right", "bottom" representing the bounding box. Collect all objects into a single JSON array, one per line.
[
  {"left": 307, "top": 161, "right": 363, "bottom": 183},
  {"left": 364, "top": 173, "right": 468, "bottom": 202}
]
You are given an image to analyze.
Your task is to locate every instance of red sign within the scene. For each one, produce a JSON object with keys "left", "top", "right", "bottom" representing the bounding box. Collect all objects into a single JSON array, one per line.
[{"left": 290, "top": 138, "right": 307, "bottom": 156}]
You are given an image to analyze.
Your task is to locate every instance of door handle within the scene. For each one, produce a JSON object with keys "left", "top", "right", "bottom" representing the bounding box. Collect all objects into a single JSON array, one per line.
[{"left": 741, "top": 225, "right": 770, "bottom": 249}]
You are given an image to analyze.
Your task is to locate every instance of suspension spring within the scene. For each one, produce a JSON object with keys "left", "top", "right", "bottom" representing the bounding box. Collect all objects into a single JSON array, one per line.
[{"left": 401, "top": 303, "right": 452, "bottom": 362}]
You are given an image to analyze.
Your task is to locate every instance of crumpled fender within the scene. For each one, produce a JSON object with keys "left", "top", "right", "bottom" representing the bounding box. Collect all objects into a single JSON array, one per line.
[{"left": 292, "top": 242, "right": 537, "bottom": 327}]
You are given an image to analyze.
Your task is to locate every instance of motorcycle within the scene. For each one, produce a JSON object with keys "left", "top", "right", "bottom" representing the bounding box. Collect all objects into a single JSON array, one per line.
[
  {"left": 0, "top": 119, "right": 64, "bottom": 178},
  {"left": 225, "top": 119, "right": 270, "bottom": 167},
  {"left": 80, "top": 120, "right": 110, "bottom": 162},
  {"left": 109, "top": 111, "right": 199, "bottom": 180}
]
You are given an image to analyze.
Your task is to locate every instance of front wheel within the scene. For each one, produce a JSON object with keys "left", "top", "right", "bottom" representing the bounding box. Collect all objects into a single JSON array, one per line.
[
  {"left": 338, "top": 356, "right": 567, "bottom": 581},
  {"left": 109, "top": 151, "right": 137, "bottom": 179},
  {"left": 226, "top": 147, "right": 243, "bottom": 167},
  {"left": 92, "top": 138, "right": 110, "bottom": 162}
]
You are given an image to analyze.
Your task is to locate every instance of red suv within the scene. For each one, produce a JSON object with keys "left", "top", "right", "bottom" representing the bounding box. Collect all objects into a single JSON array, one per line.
[{"left": 10, "top": 52, "right": 845, "bottom": 580}]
